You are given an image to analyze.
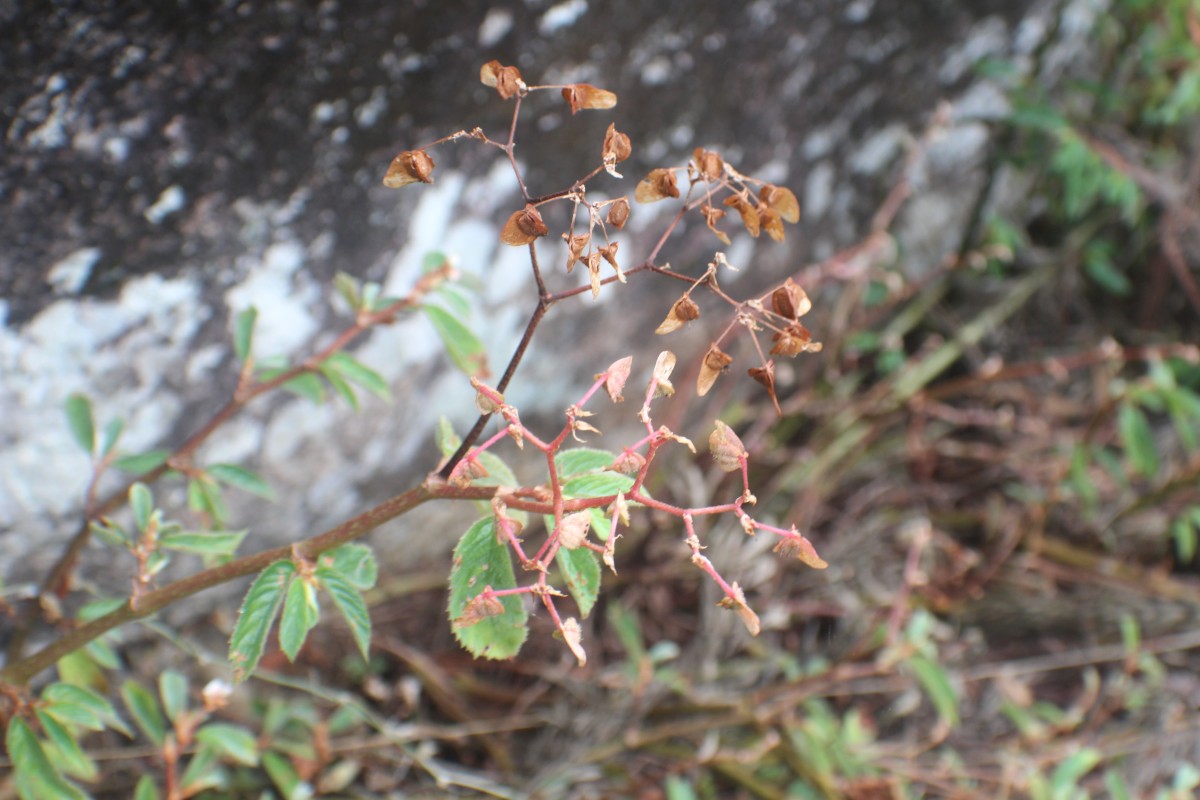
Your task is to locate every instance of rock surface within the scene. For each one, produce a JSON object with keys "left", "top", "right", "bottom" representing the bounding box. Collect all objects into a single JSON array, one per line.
[{"left": 2, "top": 0, "right": 1077, "bottom": 589}]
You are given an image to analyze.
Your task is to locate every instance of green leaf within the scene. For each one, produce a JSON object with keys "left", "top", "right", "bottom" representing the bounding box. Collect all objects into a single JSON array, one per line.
[
  {"left": 422, "top": 304, "right": 489, "bottom": 378},
  {"left": 64, "top": 393, "right": 95, "bottom": 455},
  {"left": 318, "top": 361, "right": 360, "bottom": 410},
  {"left": 279, "top": 577, "right": 320, "bottom": 662},
  {"left": 121, "top": 679, "right": 166, "bottom": 745},
  {"left": 555, "top": 546, "right": 601, "bottom": 618},
  {"left": 178, "top": 745, "right": 222, "bottom": 795},
  {"left": 323, "top": 352, "right": 390, "bottom": 401},
  {"left": 130, "top": 482, "right": 153, "bottom": 533},
  {"left": 1118, "top": 403, "right": 1159, "bottom": 478},
  {"left": 263, "top": 749, "right": 314, "bottom": 800},
  {"left": 158, "top": 670, "right": 188, "bottom": 723},
  {"left": 905, "top": 654, "right": 959, "bottom": 726},
  {"left": 448, "top": 517, "right": 528, "bottom": 660},
  {"left": 43, "top": 682, "right": 131, "bottom": 736},
  {"left": 665, "top": 775, "right": 699, "bottom": 800},
  {"left": 194, "top": 723, "right": 260, "bottom": 766},
  {"left": 112, "top": 449, "right": 170, "bottom": 474},
  {"left": 333, "top": 271, "right": 361, "bottom": 311},
  {"left": 6, "top": 718, "right": 88, "bottom": 800},
  {"left": 436, "top": 416, "right": 462, "bottom": 457},
  {"left": 562, "top": 472, "right": 638, "bottom": 540},
  {"left": 320, "top": 543, "right": 378, "bottom": 590},
  {"left": 1049, "top": 748, "right": 1101, "bottom": 795},
  {"left": 84, "top": 638, "right": 122, "bottom": 671},
  {"left": 208, "top": 463, "right": 275, "bottom": 500},
  {"left": 229, "top": 560, "right": 296, "bottom": 681},
  {"left": 35, "top": 709, "right": 97, "bottom": 781},
  {"left": 317, "top": 568, "right": 373, "bottom": 659},
  {"left": 422, "top": 250, "right": 449, "bottom": 273},
  {"left": 234, "top": 307, "right": 257, "bottom": 362},
  {"left": 134, "top": 775, "right": 161, "bottom": 800},
  {"left": 1083, "top": 240, "right": 1131, "bottom": 296},
  {"left": 160, "top": 530, "right": 248, "bottom": 557},
  {"left": 555, "top": 448, "right": 617, "bottom": 478},
  {"left": 1174, "top": 514, "right": 1197, "bottom": 564},
  {"left": 281, "top": 371, "right": 327, "bottom": 403},
  {"left": 99, "top": 418, "right": 124, "bottom": 457},
  {"left": 55, "top": 649, "right": 106, "bottom": 691},
  {"left": 187, "top": 475, "right": 228, "bottom": 527},
  {"left": 434, "top": 283, "right": 473, "bottom": 319}
]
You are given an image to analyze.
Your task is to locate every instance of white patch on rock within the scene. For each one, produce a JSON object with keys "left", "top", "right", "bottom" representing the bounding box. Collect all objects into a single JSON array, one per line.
[
  {"left": 478, "top": 8, "right": 514, "bottom": 46},
  {"left": 804, "top": 161, "right": 836, "bottom": 219},
  {"left": 939, "top": 16, "right": 1009, "bottom": 85},
  {"left": 47, "top": 247, "right": 101, "bottom": 295},
  {"left": 848, "top": 125, "right": 905, "bottom": 175},
  {"left": 539, "top": 0, "right": 588, "bottom": 34},
  {"left": 225, "top": 240, "right": 318, "bottom": 358},
  {"left": 145, "top": 185, "right": 186, "bottom": 224}
]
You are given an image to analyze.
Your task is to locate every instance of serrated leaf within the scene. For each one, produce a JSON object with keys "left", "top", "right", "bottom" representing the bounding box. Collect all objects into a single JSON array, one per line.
[
  {"left": 1118, "top": 403, "right": 1159, "bottom": 478},
  {"left": 195, "top": 723, "right": 260, "bottom": 766},
  {"left": 555, "top": 448, "right": 618, "bottom": 478},
  {"left": 422, "top": 304, "right": 489, "bottom": 378},
  {"left": 129, "top": 482, "right": 153, "bottom": 533},
  {"left": 554, "top": 547, "right": 601, "bottom": 618},
  {"left": 99, "top": 418, "right": 124, "bottom": 457},
  {"left": 234, "top": 307, "right": 257, "bottom": 362},
  {"left": 324, "top": 352, "right": 390, "bottom": 401},
  {"left": 279, "top": 577, "right": 320, "bottom": 662},
  {"left": 6, "top": 718, "right": 88, "bottom": 800},
  {"left": 229, "top": 560, "right": 296, "bottom": 681},
  {"left": 134, "top": 775, "right": 161, "bottom": 800},
  {"left": 158, "top": 670, "right": 188, "bottom": 723},
  {"left": 562, "top": 473, "right": 638, "bottom": 540},
  {"left": 448, "top": 517, "right": 528, "bottom": 660},
  {"left": 42, "top": 683, "right": 130, "bottom": 736},
  {"left": 112, "top": 449, "right": 170, "bottom": 474},
  {"left": 121, "top": 679, "right": 166, "bottom": 745},
  {"left": 906, "top": 654, "right": 959, "bottom": 726},
  {"left": 208, "top": 463, "right": 275, "bottom": 500},
  {"left": 160, "top": 530, "right": 248, "bottom": 556},
  {"left": 64, "top": 393, "right": 95, "bottom": 456},
  {"left": 35, "top": 709, "right": 97, "bottom": 781},
  {"left": 317, "top": 568, "right": 373, "bottom": 659},
  {"left": 319, "top": 544, "right": 378, "bottom": 591}
]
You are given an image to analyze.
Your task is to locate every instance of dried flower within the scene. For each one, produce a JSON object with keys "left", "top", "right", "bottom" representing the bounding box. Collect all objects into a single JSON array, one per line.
[
  {"left": 382, "top": 150, "right": 435, "bottom": 188},
  {"left": 655, "top": 295, "right": 700, "bottom": 334},
  {"left": 562, "top": 83, "right": 618, "bottom": 114},
  {"left": 500, "top": 206, "right": 549, "bottom": 246},
  {"left": 635, "top": 168, "right": 680, "bottom": 203},
  {"left": 697, "top": 343, "right": 733, "bottom": 397}
]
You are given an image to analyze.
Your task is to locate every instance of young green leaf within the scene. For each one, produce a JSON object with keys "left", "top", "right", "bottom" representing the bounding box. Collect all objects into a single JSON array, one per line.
[
  {"left": 56, "top": 648, "right": 107, "bottom": 692},
  {"left": 1118, "top": 402, "right": 1159, "bottom": 478},
  {"left": 1049, "top": 748, "right": 1102, "bottom": 796},
  {"left": 279, "top": 576, "right": 320, "bottom": 662},
  {"left": 323, "top": 352, "right": 390, "bottom": 401},
  {"left": 6, "top": 718, "right": 88, "bottom": 800},
  {"left": 35, "top": 709, "right": 97, "bottom": 781},
  {"left": 160, "top": 530, "right": 248, "bottom": 557},
  {"left": 448, "top": 517, "right": 528, "bottom": 660},
  {"left": 317, "top": 567, "right": 373, "bottom": 659},
  {"left": 436, "top": 416, "right": 462, "bottom": 457},
  {"left": 187, "top": 475, "right": 228, "bottom": 528},
  {"left": 334, "top": 271, "right": 361, "bottom": 311},
  {"left": 555, "top": 546, "right": 602, "bottom": 618},
  {"left": 234, "top": 307, "right": 257, "bottom": 362},
  {"left": 555, "top": 447, "right": 618, "bottom": 478},
  {"left": 320, "top": 543, "right": 378, "bottom": 591},
  {"left": 208, "top": 463, "right": 275, "bottom": 500},
  {"left": 129, "top": 482, "right": 154, "bottom": 533},
  {"left": 905, "top": 654, "right": 959, "bottom": 726},
  {"left": 112, "top": 449, "right": 170, "bottom": 474},
  {"left": 229, "top": 560, "right": 296, "bottom": 681},
  {"left": 99, "top": 418, "right": 124, "bottom": 458},
  {"left": 134, "top": 775, "right": 161, "bottom": 800},
  {"left": 318, "top": 361, "right": 360, "bottom": 410},
  {"left": 281, "top": 371, "right": 327, "bottom": 404},
  {"left": 178, "top": 745, "right": 222, "bottom": 796},
  {"left": 64, "top": 393, "right": 95, "bottom": 456},
  {"left": 263, "top": 749, "right": 312, "bottom": 800},
  {"left": 194, "top": 723, "right": 260, "bottom": 766},
  {"left": 121, "top": 679, "right": 167, "bottom": 745},
  {"left": 42, "top": 682, "right": 131, "bottom": 736},
  {"left": 422, "top": 304, "right": 489, "bottom": 378},
  {"left": 158, "top": 670, "right": 188, "bottom": 723}
]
